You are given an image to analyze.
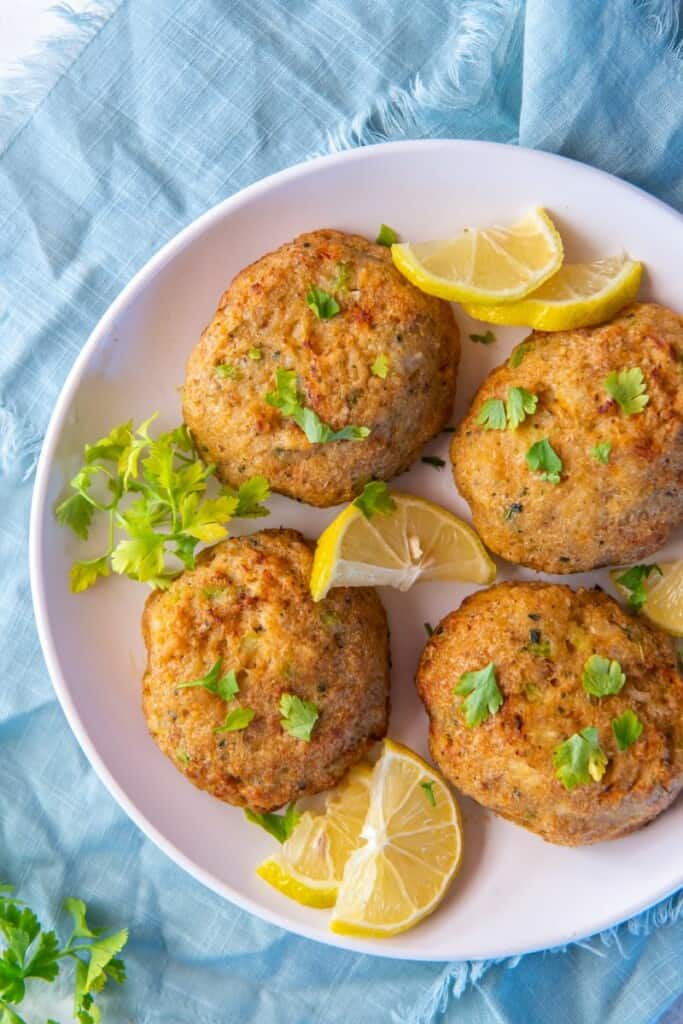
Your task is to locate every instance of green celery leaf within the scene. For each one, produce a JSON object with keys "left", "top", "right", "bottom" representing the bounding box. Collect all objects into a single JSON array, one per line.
[
  {"left": 353, "top": 481, "right": 396, "bottom": 518},
  {"left": 64, "top": 899, "right": 102, "bottom": 940},
  {"left": 582, "top": 655, "right": 626, "bottom": 697},
  {"left": 454, "top": 662, "right": 503, "bottom": 727},
  {"left": 612, "top": 709, "right": 644, "bottom": 751},
  {"left": 244, "top": 803, "right": 300, "bottom": 843},
  {"left": 376, "top": 224, "right": 398, "bottom": 246},
  {"left": 370, "top": 354, "right": 389, "bottom": 379},
  {"left": 591, "top": 441, "right": 612, "bottom": 464},
  {"left": 476, "top": 398, "right": 506, "bottom": 431},
  {"left": 553, "top": 727, "right": 608, "bottom": 789},
  {"left": 279, "top": 694, "right": 319, "bottom": 741},
  {"left": 306, "top": 287, "right": 340, "bottom": 320},
  {"left": 70, "top": 558, "right": 110, "bottom": 595},
  {"left": 214, "top": 707, "right": 255, "bottom": 733},
  {"left": 616, "top": 563, "right": 662, "bottom": 610},
  {"left": 506, "top": 387, "right": 538, "bottom": 430},
  {"left": 526, "top": 438, "right": 563, "bottom": 484},
  {"left": 55, "top": 494, "right": 94, "bottom": 540},
  {"left": 604, "top": 367, "right": 649, "bottom": 415}
]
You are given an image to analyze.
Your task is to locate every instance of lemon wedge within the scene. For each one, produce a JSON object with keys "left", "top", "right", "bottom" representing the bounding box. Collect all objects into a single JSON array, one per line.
[
  {"left": 463, "top": 255, "right": 642, "bottom": 331},
  {"left": 330, "top": 740, "right": 463, "bottom": 937},
  {"left": 611, "top": 561, "right": 683, "bottom": 637},
  {"left": 256, "top": 763, "right": 372, "bottom": 908},
  {"left": 391, "top": 208, "right": 563, "bottom": 303},
  {"left": 310, "top": 491, "right": 495, "bottom": 601}
]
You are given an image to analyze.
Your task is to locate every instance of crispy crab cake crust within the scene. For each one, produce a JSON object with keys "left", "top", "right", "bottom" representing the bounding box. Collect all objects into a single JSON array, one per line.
[
  {"left": 451, "top": 303, "right": 683, "bottom": 573},
  {"left": 142, "top": 529, "right": 390, "bottom": 812},
  {"left": 183, "top": 229, "right": 460, "bottom": 507},
  {"left": 416, "top": 581, "right": 683, "bottom": 846}
]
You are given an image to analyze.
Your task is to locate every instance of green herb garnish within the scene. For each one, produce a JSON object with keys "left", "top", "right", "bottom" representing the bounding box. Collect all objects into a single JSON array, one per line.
[
  {"left": 615, "top": 563, "right": 662, "bottom": 611},
  {"left": 420, "top": 780, "right": 437, "bottom": 806},
  {"left": 509, "top": 342, "right": 531, "bottom": 368},
  {"left": 0, "top": 886, "right": 127, "bottom": 1020},
  {"left": 582, "top": 655, "right": 626, "bottom": 698},
  {"left": 526, "top": 438, "right": 562, "bottom": 484},
  {"left": 506, "top": 387, "right": 538, "bottom": 430},
  {"left": 477, "top": 398, "right": 507, "bottom": 431},
  {"left": 553, "top": 727, "right": 608, "bottom": 789},
  {"left": 178, "top": 658, "right": 239, "bottom": 701},
  {"left": 523, "top": 629, "right": 551, "bottom": 658},
  {"left": 454, "top": 662, "right": 503, "bottom": 728},
  {"left": 333, "top": 261, "right": 350, "bottom": 290},
  {"left": 424, "top": 622, "right": 434, "bottom": 637},
  {"left": 591, "top": 442, "right": 612, "bottom": 464},
  {"left": 214, "top": 706, "right": 256, "bottom": 733},
  {"left": 371, "top": 354, "right": 389, "bottom": 379},
  {"left": 54, "top": 415, "right": 270, "bottom": 592},
  {"left": 376, "top": 224, "right": 398, "bottom": 246},
  {"left": 216, "top": 363, "right": 241, "bottom": 379},
  {"left": 353, "top": 481, "right": 396, "bottom": 518},
  {"left": 422, "top": 455, "right": 446, "bottom": 469},
  {"left": 612, "top": 709, "right": 644, "bottom": 751},
  {"left": 469, "top": 330, "right": 496, "bottom": 345},
  {"left": 306, "top": 286, "right": 340, "bottom": 320},
  {"left": 266, "top": 369, "right": 369, "bottom": 444},
  {"left": 604, "top": 367, "right": 649, "bottom": 415},
  {"left": 244, "top": 803, "right": 300, "bottom": 843},
  {"left": 280, "top": 693, "right": 319, "bottom": 741},
  {"left": 248, "top": 347, "right": 262, "bottom": 360},
  {"left": 504, "top": 502, "right": 523, "bottom": 521}
]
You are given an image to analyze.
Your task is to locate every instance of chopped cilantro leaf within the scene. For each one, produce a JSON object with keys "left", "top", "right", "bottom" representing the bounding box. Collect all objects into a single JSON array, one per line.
[
  {"left": 509, "top": 342, "right": 531, "bottom": 368},
  {"left": 477, "top": 398, "right": 506, "bottom": 430},
  {"left": 214, "top": 706, "right": 255, "bottom": 733},
  {"left": 604, "top": 367, "right": 649, "bottom": 415},
  {"left": 280, "top": 693, "right": 319, "bottom": 741},
  {"left": 506, "top": 387, "right": 538, "bottom": 430},
  {"left": 591, "top": 441, "right": 612, "bottom": 463},
  {"left": 612, "top": 709, "right": 644, "bottom": 751},
  {"left": 422, "top": 455, "right": 446, "bottom": 469},
  {"left": 454, "top": 662, "right": 503, "bottom": 727},
  {"left": 581, "top": 655, "right": 626, "bottom": 697},
  {"left": 553, "top": 727, "right": 608, "bottom": 790},
  {"left": 469, "top": 330, "right": 496, "bottom": 345},
  {"left": 306, "top": 286, "right": 340, "bottom": 320},
  {"left": 216, "top": 363, "right": 241, "bottom": 379},
  {"left": 371, "top": 354, "right": 389, "bottom": 378},
  {"left": 616, "top": 563, "right": 662, "bottom": 611},
  {"left": 353, "top": 480, "right": 396, "bottom": 518},
  {"left": 178, "top": 659, "right": 239, "bottom": 701},
  {"left": 244, "top": 803, "right": 300, "bottom": 843},
  {"left": 266, "top": 368, "right": 369, "bottom": 443},
  {"left": 376, "top": 224, "right": 398, "bottom": 246},
  {"left": 526, "top": 438, "right": 562, "bottom": 484},
  {"left": 420, "top": 780, "right": 437, "bottom": 806}
]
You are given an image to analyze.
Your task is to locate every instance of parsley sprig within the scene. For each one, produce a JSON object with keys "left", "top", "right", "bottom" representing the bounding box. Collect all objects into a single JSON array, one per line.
[
  {"left": 454, "top": 662, "right": 503, "bottom": 728},
  {"left": 266, "top": 369, "right": 370, "bottom": 444},
  {"left": 581, "top": 655, "right": 626, "bottom": 697},
  {"left": 526, "top": 438, "right": 562, "bottom": 484},
  {"left": 0, "top": 887, "right": 127, "bottom": 1022},
  {"left": 604, "top": 367, "right": 649, "bottom": 415},
  {"left": 553, "top": 727, "right": 608, "bottom": 790},
  {"left": 55, "top": 415, "right": 270, "bottom": 592},
  {"left": 612, "top": 709, "right": 643, "bottom": 751}
]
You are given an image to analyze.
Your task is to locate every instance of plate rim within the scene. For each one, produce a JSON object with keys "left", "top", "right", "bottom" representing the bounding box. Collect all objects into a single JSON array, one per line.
[{"left": 29, "top": 137, "right": 683, "bottom": 962}]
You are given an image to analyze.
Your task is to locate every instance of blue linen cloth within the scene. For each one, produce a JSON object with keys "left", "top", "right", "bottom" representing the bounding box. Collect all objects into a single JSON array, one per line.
[{"left": 1, "top": 1, "right": 683, "bottom": 1021}]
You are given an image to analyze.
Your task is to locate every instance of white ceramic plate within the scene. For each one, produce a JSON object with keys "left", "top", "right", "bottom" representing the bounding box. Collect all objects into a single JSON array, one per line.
[{"left": 30, "top": 140, "right": 683, "bottom": 961}]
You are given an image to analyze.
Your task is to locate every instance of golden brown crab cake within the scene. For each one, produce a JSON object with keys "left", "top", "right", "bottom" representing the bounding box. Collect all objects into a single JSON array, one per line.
[
  {"left": 142, "top": 529, "right": 390, "bottom": 812},
  {"left": 183, "top": 229, "right": 460, "bottom": 507},
  {"left": 451, "top": 303, "right": 683, "bottom": 573},
  {"left": 416, "top": 581, "right": 683, "bottom": 845}
]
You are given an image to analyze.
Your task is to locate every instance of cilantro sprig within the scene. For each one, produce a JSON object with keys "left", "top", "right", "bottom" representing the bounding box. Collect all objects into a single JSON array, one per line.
[
  {"left": 0, "top": 887, "right": 127, "bottom": 1022},
  {"left": 279, "top": 693, "right": 319, "bottom": 741},
  {"left": 615, "top": 563, "right": 662, "bottom": 611},
  {"left": 454, "top": 662, "right": 503, "bottom": 728},
  {"left": 55, "top": 415, "right": 270, "bottom": 592},
  {"left": 266, "top": 369, "right": 370, "bottom": 444},
  {"left": 553, "top": 727, "right": 608, "bottom": 790},
  {"left": 604, "top": 367, "right": 649, "bottom": 415}
]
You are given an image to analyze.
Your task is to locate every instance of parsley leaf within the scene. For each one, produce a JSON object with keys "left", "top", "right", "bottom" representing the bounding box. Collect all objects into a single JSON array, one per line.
[
  {"left": 612, "top": 709, "right": 644, "bottom": 751},
  {"left": 454, "top": 662, "right": 503, "bottom": 727},
  {"left": 604, "top": 367, "right": 649, "bottom": 415},
  {"left": 214, "top": 706, "right": 255, "bottom": 733},
  {"left": 420, "top": 781, "right": 436, "bottom": 806},
  {"left": 582, "top": 655, "right": 626, "bottom": 697},
  {"left": 422, "top": 455, "right": 446, "bottom": 469},
  {"left": 244, "top": 803, "right": 300, "bottom": 843},
  {"left": 477, "top": 398, "right": 506, "bottom": 430},
  {"left": 526, "top": 438, "right": 562, "bottom": 484},
  {"left": 267, "top": 369, "right": 369, "bottom": 444},
  {"left": 509, "top": 342, "right": 531, "bottom": 368},
  {"left": 178, "top": 658, "right": 240, "bottom": 702},
  {"left": 591, "top": 442, "right": 612, "bottom": 464},
  {"left": 55, "top": 414, "right": 271, "bottom": 592},
  {"left": 353, "top": 480, "right": 396, "bottom": 518},
  {"left": 280, "top": 693, "right": 319, "bottom": 741},
  {"left": 553, "top": 727, "right": 608, "bottom": 789},
  {"left": 469, "top": 330, "right": 496, "bottom": 345},
  {"left": 306, "top": 286, "right": 340, "bottom": 320},
  {"left": 376, "top": 224, "right": 398, "bottom": 246},
  {"left": 616, "top": 563, "right": 662, "bottom": 611},
  {"left": 506, "top": 387, "right": 538, "bottom": 430},
  {"left": 371, "top": 354, "right": 389, "bottom": 379}
]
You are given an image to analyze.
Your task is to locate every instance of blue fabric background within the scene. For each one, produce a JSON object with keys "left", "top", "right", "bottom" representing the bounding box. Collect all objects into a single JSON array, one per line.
[{"left": 1, "top": 1, "right": 682, "bottom": 1020}]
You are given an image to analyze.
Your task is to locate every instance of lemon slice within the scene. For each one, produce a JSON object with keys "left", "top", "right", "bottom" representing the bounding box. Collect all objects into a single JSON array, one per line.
[
  {"left": 463, "top": 255, "right": 642, "bottom": 331},
  {"left": 256, "top": 763, "right": 372, "bottom": 908},
  {"left": 611, "top": 562, "right": 683, "bottom": 636},
  {"left": 391, "top": 208, "right": 563, "bottom": 303},
  {"left": 330, "top": 740, "right": 463, "bottom": 937},
  {"left": 310, "top": 492, "right": 495, "bottom": 601}
]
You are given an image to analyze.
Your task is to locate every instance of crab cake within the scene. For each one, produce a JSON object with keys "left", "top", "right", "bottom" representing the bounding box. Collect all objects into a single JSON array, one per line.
[
  {"left": 416, "top": 581, "right": 683, "bottom": 846},
  {"left": 183, "top": 229, "right": 460, "bottom": 507},
  {"left": 142, "top": 529, "right": 390, "bottom": 812},
  {"left": 451, "top": 303, "right": 683, "bottom": 573}
]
